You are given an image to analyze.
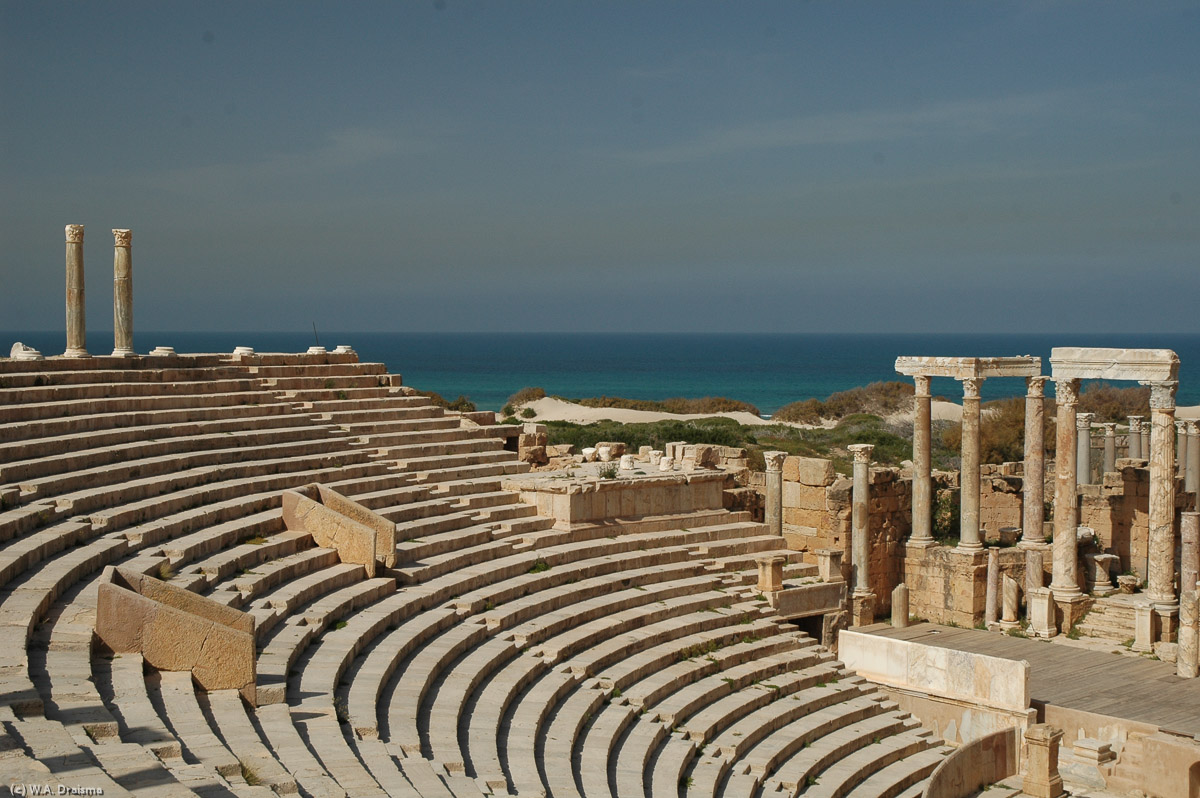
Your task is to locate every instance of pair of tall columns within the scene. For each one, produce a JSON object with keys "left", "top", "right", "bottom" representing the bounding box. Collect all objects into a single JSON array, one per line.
[{"left": 61, "top": 225, "right": 134, "bottom": 358}]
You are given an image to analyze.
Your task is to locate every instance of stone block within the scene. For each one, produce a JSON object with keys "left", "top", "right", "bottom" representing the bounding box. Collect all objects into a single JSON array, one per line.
[
  {"left": 782, "top": 456, "right": 835, "bottom": 487},
  {"left": 315, "top": 484, "right": 396, "bottom": 568},
  {"left": 282, "top": 489, "right": 378, "bottom": 577}
]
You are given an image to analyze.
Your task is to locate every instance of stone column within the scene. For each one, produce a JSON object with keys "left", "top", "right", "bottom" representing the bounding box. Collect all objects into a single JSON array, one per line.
[
  {"left": 1021, "top": 377, "right": 1048, "bottom": 547},
  {"left": 1146, "top": 381, "right": 1178, "bottom": 606},
  {"left": 763, "top": 451, "right": 786, "bottom": 539},
  {"left": 1023, "top": 725, "right": 1065, "bottom": 798},
  {"left": 958, "top": 377, "right": 984, "bottom": 551},
  {"left": 1188, "top": 421, "right": 1200, "bottom": 498},
  {"left": 1182, "top": 512, "right": 1199, "bottom": 597},
  {"left": 1179, "top": 421, "right": 1190, "bottom": 477},
  {"left": 1050, "top": 379, "right": 1082, "bottom": 600},
  {"left": 891, "top": 584, "right": 909, "bottom": 628},
  {"left": 1101, "top": 423, "right": 1117, "bottom": 475},
  {"left": 64, "top": 224, "right": 88, "bottom": 357},
  {"left": 1142, "top": 425, "right": 1151, "bottom": 463},
  {"left": 1025, "top": 547, "right": 1044, "bottom": 604},
  {"left": 985, "top": 547, "right": 1000, "bottom": 627},
  {"left": 910, "top": 375, "right": 934, "bottom": 546},
  {"left": 1076, "top": 412, "right": 1094, "bottom": 485},
  {"left": 849, "top": 443, "right": 875, "bottom": 598},
  {"left": 111, "top": 229, "right": 134, "bottom": 357},
  {"left": 1000, "top": 574, "right": 1020, "bottom": 631},
  {"left": 1128, "top": 416, "right": 1143, "bottom": 459},
  {"left": 1179, "top": 591, "right": 1199, "bottom": 680}
]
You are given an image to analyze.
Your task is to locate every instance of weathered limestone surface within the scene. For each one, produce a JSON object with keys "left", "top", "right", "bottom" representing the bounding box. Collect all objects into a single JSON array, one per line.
[
  {"left": 911, "top": 375, "right": 934, "bottom": 545},
  {"left": 895, "top": 356, "right": 1040, "bottom": 379},
  {"left": 1128, "top": 416, "right": 1144, "bottom": 459},
  {"left": 767, "top": 581, "right": 846, "bottom": 619},
  {"left": 314, "top": 484, "right": 397, "bottom": 569},
  {"left": 96, "top": 566, "right": 256, "bottom": 704},
  {"left": 764, "top": 450, "right": 785, "bottom": 538},
  {"left": 1029, "top": 588, "right": 1056, "bottom": 638},
  {"left": 64, "top": 223, "right": 87, "bottom": 357},
  {"left": 1049, "top": 347, "right": 1180, "bottom": 383},
  {"left": 1102, "top": 422, "right": 1117, "bottom": 475},
  {"left": 1000, "top": 574, "right": 1019, "bottom": 630},
  {"left": 1076, "top": 412, "right": 1095, "bottom": 485},
  {"left": 282, "top": 489, "right": 379, "bottom": 577},
  {"left": 782, "top": 455, "right": 835, "bottom": 486},
  {"left": 1177, "top": 590, "right": 1198, "bottom": 679},
  {"left": 1147, "top": 381, "right": 1178, "bottom": 605},
  {"left": 892, "top": 583, "right": 909, "bottom": 628},
  {"left": 509, "top": 471, "right": 727, "bottom": 529},
  {"left": 756, "top": 555, "right": 785, "bottom": 593},
  {"left": 1189, "top": 421, "right": 1200, "bottom": 496},
  {"left": 112, "top": 228, "right": 134, "bottom": 356},
  {"left": 1183, "top": 512, "right": 1200, "bottom": 595},
  {"left": 984, "top": 547, "right": 1000, "bottom": 627},
  {"left": 849, "top": 443, "right": 874, "bottom": 598},
  {"left": 839, "top": 630, "right": 1030, "bottom": 711}
]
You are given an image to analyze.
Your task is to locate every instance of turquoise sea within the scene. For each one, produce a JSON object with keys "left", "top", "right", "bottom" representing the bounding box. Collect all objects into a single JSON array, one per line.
[{"left": 7, "top": 331, "right": 1200, "bottom": 414}]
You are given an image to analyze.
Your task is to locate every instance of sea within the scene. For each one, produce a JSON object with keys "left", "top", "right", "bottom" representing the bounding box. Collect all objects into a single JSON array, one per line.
[{"left": 7, "top": 331, "right": 1200, "bottom": 414}]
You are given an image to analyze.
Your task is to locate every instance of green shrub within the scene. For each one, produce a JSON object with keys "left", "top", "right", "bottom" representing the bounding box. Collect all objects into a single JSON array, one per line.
[
  {"left": 566, "top": 395, "right": 760, "bottom": 416},
  {"left": 414, "top": 390, "right": 476, "bottom": 413},
  {"left": 521, "top": 407, "right": 536, "bottom": 419},
  {"left": 775, "top": 382, "right": 914, "bottom": 424},
  {"left": 507, "top": 386, "right": 547, "bottom": 407}
]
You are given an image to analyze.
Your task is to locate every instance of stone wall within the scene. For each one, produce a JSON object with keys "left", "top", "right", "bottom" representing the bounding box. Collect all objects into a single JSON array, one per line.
[
  {"left": 924, "top": 727, "right": 1021, "bottom": 798},
  {"left": 505, "top": 471, "right": 730, "bottom": 529}
]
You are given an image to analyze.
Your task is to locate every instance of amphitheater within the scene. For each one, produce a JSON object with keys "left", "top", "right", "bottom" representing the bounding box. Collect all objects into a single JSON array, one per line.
[{"left": 3, "top": 229, "right": 1200, "bottom": 798}]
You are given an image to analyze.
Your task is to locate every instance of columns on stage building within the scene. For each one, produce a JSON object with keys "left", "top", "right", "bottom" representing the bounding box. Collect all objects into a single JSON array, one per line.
[
  {"left": 112, "top": 229, "right": 134, "bottom": 357},
  {"left": 1128, "top": 416, "right": 1143, "bottom": 459},
  {"left": 1076, "top": 413, "right": 1094, "bottom": 485},
  {"left": 1146, "top": 381, "right": 1179, "bottom": 606},
  {"left": 849, "top": 443, "right": 876, "bottom": 626},
  {"left": 64, "top": 224, "right": 88, "bottom": 357},
  {"left": 1188, "top": 421, "right": 1200, "bottom": 497},
  {"left": 1021, "top": 376, "right": 1048, "bottom": 547},
  {"left": 1051, "top": 378, "right": 1082, "bottom": 600},
  {"left": 958, "top": 377, "right": 984, "bottom": 551},
  {"left": 910, "top": 375, "right": 934, "bottom": 546},
  {"left": 1101, "top": 423, "right": 1117, "bottom": 475},
  {"left": 764, "top": 451, "right": 785, "bottom": 539}
]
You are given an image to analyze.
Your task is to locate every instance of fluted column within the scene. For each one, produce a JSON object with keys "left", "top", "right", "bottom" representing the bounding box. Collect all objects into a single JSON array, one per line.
[
  {"left": 1076, "top": 413, "right": 1094, "bottom": 486},
  {"left": 64, "top": 224, "right": 88, "bottom": 357},
  {"left": 1021, "top": 376, "right": 1048, "bottom": 547},
  {"left": 910, "top": 375, "right": 934, "bottom": 546},
  {"left": 1188, "top": 421, "right": 1200, "bottom": 498},
  {"left": 1051, "top": 378, "right": 1082, "bottom": 599},
  {"left": 1147, "top": 381, "right": 1178, "bottom": 605},
  {"left": 849, "top": 443, "right": 875, "bottom": 597},
  {"left": 764, "top": 450, "right": 786, "bottom": 539},
  {"left": 1128, "top": 416, "right": 1143, "bottom": 459},
  {"left": 1101, "top": 423, "right": 1117, "bottom": 474},
  {"left": 958, "top": 377, "right": 984, "bottom": 551},
  {"left": 111, "top": 229, "right": 134, "bottom": 357}
]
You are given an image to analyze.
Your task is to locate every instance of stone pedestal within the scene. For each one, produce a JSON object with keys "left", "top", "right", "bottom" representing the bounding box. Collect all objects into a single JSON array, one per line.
[
  {"left": 1146, "top": 382, "right": 1178, "bottom": 606},
  {"left": 1000, "top": 574, "right": 1020, "bottom": 631},
  {"left": 1133, "top": 604, "right": 1156, "bottom": 652},
  {"left": 1050, "top": 379, "right": 1082, "bottom": 600},
  {"left": 1101, "top": 422, "right": 1117, "bottom": 474},
  {"left": 1084, "top": 552, "right": 1118, "bottom": 596},
  {"left": 891, "top": 584, "right": 909, "bottom": 628},
  {"left": 958, "top": 378, "right": 984, "bottom": 551},
  {"left": 1128, "top": 416, "right": 1143, "bottom": 459},
  {"left": 851, "top": 591, "right": 876, "bottom": 627},
  {"left": 764, "top": 451, "right": 785, "bottom": 539},
  {"left": 1156, "top": 605, "right": 1178, "bottom": 644},
  {"left": 64, "top": 224, "right": 88, "bottom": 357},
  {"left": 111, "top": 229, "right": 134, "bottom": 357},
  {"left": 1021, "top": 377, "right": 1048, "bottom": 547},
  {"left": 849, "top": 444, "right": 874, "bottom": 598},
  {"left": 1056, "top": 594, "right": 1091, "bottom": 635},
  {"left": 984, "top": 548, "right": 1000, "bottom": 628},
  {"left": 1177, "top": 591, "right": 1198, "bottom": 679},
  {"left": 1025, "top": 548, "right": 1045, "bottom": 605},
  {"left": 910, "top": 375, "right": 934, "bottom": 546},
  {"left": 756, "top": 555, "right": 785, "bottom": 594},
  {"left": 1023, "top": 725, "right": 1065, "bottom": 798},
  {"left": 816, "top": 549, "right": 844, "bottom": 583},
  {"left": 1183, "top": 512, "right": 1200, "bottom": 595},
  {"left": 1028, "top": 588, "right": 1057, "bottom": 638}
]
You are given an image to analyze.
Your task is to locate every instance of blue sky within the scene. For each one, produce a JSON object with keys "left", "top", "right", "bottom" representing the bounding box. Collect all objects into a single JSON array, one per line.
[{"left": 2, "top": 1, "right": 1198, "bottom": 333}]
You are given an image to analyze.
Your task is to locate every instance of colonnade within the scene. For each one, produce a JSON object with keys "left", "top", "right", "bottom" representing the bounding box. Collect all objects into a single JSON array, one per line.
[{"left": 59, "top": 224, "right": 135, "bottom": 358}]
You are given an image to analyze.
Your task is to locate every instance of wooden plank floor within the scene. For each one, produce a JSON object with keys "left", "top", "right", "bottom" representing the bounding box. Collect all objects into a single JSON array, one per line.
[{"left": 860, "top": 622, "right": 1200, "bottom": 737}]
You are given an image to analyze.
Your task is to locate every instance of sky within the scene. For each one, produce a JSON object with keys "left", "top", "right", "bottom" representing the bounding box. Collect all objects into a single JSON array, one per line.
[{"left": 2, "top": 1, "right": 1198, "bottom": 334}]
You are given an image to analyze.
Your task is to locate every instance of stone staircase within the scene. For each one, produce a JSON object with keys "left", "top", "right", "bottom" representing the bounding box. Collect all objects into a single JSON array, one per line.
[{"left": 1075, "top": 593, "right": 1148, "bottom": 643}]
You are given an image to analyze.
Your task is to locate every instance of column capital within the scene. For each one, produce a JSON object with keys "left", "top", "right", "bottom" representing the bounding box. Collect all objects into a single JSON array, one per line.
[
  {"left": 1076, "top": 412, "right": 1095, "bottom": 431},
  {"left": 1177, "top": 420, "right": 1189, "bottom": 433},
  {"left": 1128, "top": 415, "right": 1144, "bottom": 430},
  {"left": 112, "top": 228, "right": 132, "bottom": 247},
  {"left": 959, "top": 377, "right": 983, "bottom": 398},
  {"left": 848, "top": 443, "right": 874, "bottom": 463},
  {"left": 1188, "top": 421, "right": 1199, "bottom": 435},
  {"left": 1026, "top": 376, "right": 1049, "bottom": 397},
  {"left": 763, "top": 450, "right": 787, "bottom": 472},
  {"left": 913, "top": 374, "right": 931, "bottom": 397},
  {"left": 65, "top": 224, "right": 84, "bottom": 243},
  {"left": 1100, "top": 422, "right": 1117, "bottom": 435},
  {"left": 1054, "top": 378, "right": 1080, "bottom": 405},
  {"left": 1143, "top": 380, "right": 1178, "bottom": 410}
]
